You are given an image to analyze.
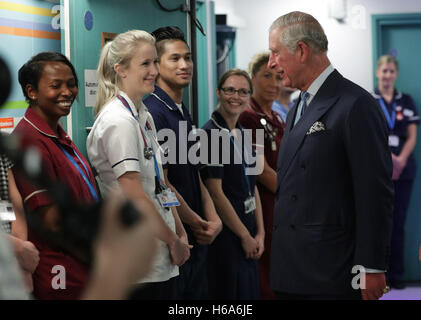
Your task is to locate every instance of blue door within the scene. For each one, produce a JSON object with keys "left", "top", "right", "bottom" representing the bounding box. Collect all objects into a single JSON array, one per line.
[{"left": 373, "top": 14, "right": 421, "bottom": 282}]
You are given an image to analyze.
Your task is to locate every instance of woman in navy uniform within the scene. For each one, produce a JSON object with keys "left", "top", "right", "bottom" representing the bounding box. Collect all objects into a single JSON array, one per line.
[
  {"left": 238, "top": 52, "right": 284, "bottom": 299},
  {"left": 373, "top": 55, "right": 419, "bottom": 289},
  {"left": 200, "top": 69, "right": 264, "bottom": 299}
]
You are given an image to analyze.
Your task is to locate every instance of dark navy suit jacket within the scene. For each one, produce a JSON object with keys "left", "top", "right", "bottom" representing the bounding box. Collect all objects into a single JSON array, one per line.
[{"left": 270, "top": 70, "right": 394, "bottom": 296}]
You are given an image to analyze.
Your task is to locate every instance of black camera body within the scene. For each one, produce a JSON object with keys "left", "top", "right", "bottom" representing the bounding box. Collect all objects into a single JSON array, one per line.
[{"left": 0, "top": 56, "right": 12, "bottom": 107}]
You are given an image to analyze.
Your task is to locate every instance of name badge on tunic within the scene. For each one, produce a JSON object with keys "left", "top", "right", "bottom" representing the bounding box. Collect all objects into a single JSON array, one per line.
[
  {"left": 403, "top": 109, "right": 414, "bottom": 117},
  {"left": 388, "top": 135, "right": 399, "bottom": 147},
  {"left": 157, "top": 189, "right": 180, "bottom": 208},
  {"left": 271, "top": 140, "right": 277, "bottom": 151},
  {"left": 0, "top": 200, "right": 15, "bottom": 221},
  {"left": 244, "top": 196, "right": 256, "bottom": 214}
]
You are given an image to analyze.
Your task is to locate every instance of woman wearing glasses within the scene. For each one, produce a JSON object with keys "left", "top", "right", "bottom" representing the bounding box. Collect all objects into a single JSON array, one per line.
[
  {"left": 200, "top": 69, "right": 264, "bottom": 299},
  {"left": 238, "top": 51, "right": 284, "bottom": 300}
]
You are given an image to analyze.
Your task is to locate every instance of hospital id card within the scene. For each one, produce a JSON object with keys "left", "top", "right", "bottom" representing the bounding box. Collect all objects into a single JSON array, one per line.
[
  {"left": 0, "top": 200, "right": 15, "bottom": 221},
  {"left": 244, "top": 196, "right": 256, "bottom": 214},
  {"left": 388, "top": 135, "right": 399, "bottom": 147},
  {"left": 157, "top": 190, "right": 180, "bottom": 208}
]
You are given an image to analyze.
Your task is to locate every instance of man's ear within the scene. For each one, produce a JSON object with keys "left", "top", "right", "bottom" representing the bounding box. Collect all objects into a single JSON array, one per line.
[
  {"left": 114, "top": 63, "right": 126, "bottom": 79},
  {"left": 296, "top": 41, "right": 310, "bottom": 63}
]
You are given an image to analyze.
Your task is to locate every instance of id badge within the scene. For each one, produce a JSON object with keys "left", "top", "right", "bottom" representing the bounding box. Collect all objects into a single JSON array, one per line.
[
  {"left": 157, "top": 190, "right": 180, "bottom": 208},
  {"left": 0, "top": 200, "right": 15, "bottom": 221},
  {"left": 244, "top": 196, "right": 256, "bottom": 214},
  {"left": 271, "top": 140, "right": 277, "bottom": 151},
  {"left": 388, "top": 135, "right": 399, "bottom": 147}
]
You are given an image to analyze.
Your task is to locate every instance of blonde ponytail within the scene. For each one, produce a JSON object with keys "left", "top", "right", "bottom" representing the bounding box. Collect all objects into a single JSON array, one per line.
[
  {"left": 95, "top": 41, "right": 117, "bottom": 114},
  {"left": 94, "top": 30, "right": 155, "bottom": 115}
]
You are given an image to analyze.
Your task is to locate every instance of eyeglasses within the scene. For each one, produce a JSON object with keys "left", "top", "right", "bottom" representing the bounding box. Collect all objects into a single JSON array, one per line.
[{"left": 220, "top": 87, "right": 251, "bottom": 97}]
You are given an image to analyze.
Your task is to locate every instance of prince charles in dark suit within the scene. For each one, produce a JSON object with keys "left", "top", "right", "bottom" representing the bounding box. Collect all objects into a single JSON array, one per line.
[{"left": 268, "top": 11, "right": 393, "bottom": 300}]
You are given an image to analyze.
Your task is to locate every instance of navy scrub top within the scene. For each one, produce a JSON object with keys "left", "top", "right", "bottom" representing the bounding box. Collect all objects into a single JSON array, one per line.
[
  {"left": 144, "top": 86, "right": 205, "bottom": 241},
  {"left": 200, "top": 110, "right": 258, "bottom": 232},
  {"left": 373, "top": 89, "right": 420, "bottom": 180}
]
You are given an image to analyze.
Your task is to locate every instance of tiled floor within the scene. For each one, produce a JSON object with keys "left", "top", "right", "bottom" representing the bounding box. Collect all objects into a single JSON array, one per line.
[{"left": 380, "top": 284, "right": 421, "bottom": 300}]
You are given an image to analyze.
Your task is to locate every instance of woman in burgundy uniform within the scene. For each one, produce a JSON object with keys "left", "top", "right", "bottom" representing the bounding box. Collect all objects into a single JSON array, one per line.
[{"left": 13, "top": 52, "right": 98, "bottom": 299}]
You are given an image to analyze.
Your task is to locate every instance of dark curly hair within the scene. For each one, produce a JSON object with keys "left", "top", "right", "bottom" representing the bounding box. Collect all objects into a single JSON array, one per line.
[{"left": 18, "top": 51, "right": 78, "bottom": 103}]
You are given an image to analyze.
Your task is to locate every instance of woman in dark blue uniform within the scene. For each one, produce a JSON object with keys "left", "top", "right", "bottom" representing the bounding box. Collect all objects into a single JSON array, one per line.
[
  {"left": 373, "top": 55, "right": 419, "bottom": 289},
  {"left": 200, "top": 69, "right": 264, "bottom": 299}
]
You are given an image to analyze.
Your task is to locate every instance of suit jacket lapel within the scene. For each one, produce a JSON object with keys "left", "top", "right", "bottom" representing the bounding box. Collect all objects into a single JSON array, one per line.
[
  {"left": 276, "top": 98, "right": 298, "bottom": 172},
  {"left": 277, "top": 70, "right": 342, "bottom": 184},
  {"left": 287, "top": 98, "right": 299, "bottom": 133}
]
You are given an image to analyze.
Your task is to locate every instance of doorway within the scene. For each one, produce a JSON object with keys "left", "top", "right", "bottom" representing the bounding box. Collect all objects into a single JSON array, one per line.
[{"left": 372, "top": 13, "right": 421, "bottom": 282}]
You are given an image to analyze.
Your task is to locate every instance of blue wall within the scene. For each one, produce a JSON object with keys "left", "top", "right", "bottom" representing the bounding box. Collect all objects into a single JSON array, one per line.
[
  {"left": 0, "top": 0, "right": 218, "bottom": 157},
  {"left": 196, "top": 0, "right": 217, "bottom": 127},
  {"left": 0, "top": 0, "right": 60, "bottom": 129},
  {"left": 62, "top": 0, "right": 214, "bottom": 154},
  {"left": 65, "top": 0, "right": 191, "bottom": 156}
]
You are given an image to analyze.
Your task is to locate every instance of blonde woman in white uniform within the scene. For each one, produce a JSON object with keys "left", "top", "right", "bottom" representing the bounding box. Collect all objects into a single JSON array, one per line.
[{"left": 87, "top": 30, "right": 190, "bottom": 299}]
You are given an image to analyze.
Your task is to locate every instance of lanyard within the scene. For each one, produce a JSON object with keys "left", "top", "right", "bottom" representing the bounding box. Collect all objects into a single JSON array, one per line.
[
  {"left": 117, "top": 95, "right": 163, "bottom": 184},
  {"left": 378, "top": 98, "right": 397, "bottom": 130},
  {"left": 56, "top": 143, "right": 99, "bottom": 202},
  {"left": 211, "top": 115, "right": 252, "bottom": 195},
  {"left": 230, "top": 133, "right": 252, "bottom": 196}
]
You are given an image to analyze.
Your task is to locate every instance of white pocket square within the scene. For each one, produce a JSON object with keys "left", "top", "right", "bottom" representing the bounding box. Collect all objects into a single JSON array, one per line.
[{"left": 306, "top": 121, "right": 325, "bottom": 135}]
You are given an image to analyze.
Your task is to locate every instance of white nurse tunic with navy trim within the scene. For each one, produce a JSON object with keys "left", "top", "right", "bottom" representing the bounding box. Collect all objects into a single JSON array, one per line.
[{"left": 87, "top": 91, "right": 178, "bottom": 283}]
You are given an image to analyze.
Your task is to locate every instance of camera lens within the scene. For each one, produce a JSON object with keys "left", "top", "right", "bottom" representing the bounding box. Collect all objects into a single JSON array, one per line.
[{"left": 0, "top": 56, "right": 12, "bottom": 107}]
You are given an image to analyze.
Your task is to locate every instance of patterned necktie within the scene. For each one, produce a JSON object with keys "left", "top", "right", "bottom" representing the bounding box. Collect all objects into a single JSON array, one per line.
[{"left": 294, "top": 91, "right": 310, "bottom": 126}]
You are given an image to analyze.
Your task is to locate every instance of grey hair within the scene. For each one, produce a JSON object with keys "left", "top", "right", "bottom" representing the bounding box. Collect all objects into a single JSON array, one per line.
[{"left": 270, "top": 11, "right": 328, "bottom": 54}]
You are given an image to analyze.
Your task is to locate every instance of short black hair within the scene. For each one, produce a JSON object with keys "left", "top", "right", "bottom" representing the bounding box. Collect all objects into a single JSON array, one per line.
[
  {"left": 151, "top": 26, "right": 188, "bottom": 58},
  {"left": 18, "top": 51, "right": 78, "bottom": 103},
  {"left": 151, "top": 26, "right": 186, "bottom": 43}
]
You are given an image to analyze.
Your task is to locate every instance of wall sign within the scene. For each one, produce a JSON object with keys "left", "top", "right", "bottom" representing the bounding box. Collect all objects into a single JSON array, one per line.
[{"left": 84, "top": 69, "right": 98, "bottom": 107}]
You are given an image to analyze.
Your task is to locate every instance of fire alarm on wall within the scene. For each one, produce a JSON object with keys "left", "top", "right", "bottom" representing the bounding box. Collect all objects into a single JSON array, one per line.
[{"left": 328, "top": 0, "right": 347, "bottom": 21}]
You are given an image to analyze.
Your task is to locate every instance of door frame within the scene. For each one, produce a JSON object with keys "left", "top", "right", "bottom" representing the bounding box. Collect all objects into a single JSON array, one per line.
[
  {"left": 372, "top": 13, "right": 421, "bottom": 86},
  {"left": 372, "top": 13, "right": 421, "bottom": 281}
]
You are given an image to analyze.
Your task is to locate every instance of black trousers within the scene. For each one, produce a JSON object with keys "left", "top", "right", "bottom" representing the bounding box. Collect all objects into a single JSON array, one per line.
[
  {"left": 128, "top": 277, "right": 178, "bottom": 300},
  {"left": 174, "top": 245, "right": 208, "bottom": 299},
  {"left": 388, "top": 179, "right": 414, "bottom": 281}
]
